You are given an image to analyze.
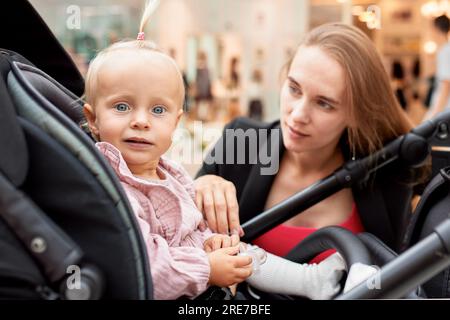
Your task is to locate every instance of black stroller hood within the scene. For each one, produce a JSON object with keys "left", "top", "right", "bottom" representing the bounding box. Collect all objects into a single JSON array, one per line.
[
  {"left": 0, "top": 50, "right": 29, "bottom": 187},
  {"left": 1, "top": 1, "right": 84, "bottom": 97}
]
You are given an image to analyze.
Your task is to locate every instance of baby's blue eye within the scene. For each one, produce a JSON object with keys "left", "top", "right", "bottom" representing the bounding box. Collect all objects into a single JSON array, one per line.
[
  {"left": 114, "top": 103, "right": 130, "bottom": 112},
  {"left": 152, "top": 105, "right": 166, "bottom": 114}
]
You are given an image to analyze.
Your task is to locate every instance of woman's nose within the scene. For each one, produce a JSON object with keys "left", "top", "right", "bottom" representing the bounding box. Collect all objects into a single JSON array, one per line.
[{"left": 290, "top": 98, "right": 311, "bottom": 124}]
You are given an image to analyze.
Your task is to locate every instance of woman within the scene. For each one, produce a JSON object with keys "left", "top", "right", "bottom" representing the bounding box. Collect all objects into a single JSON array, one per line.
[{"left": 194, "top": 23, "right": 426, "bottom": 255}]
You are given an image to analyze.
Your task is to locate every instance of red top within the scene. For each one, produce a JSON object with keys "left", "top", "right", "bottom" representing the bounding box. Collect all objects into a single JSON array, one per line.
[{"left": 252, "top": 204, "right": 365, "bottom": 264}]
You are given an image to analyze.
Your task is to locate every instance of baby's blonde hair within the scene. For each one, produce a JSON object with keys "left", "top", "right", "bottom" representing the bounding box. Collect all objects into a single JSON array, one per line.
[{"left": 84, "top": 0, "right": 184, "bottom": 105}]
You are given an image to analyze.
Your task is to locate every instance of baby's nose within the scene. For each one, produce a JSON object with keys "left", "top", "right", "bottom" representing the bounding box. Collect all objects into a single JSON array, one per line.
[{"left": 131, "top": 113, "right": 151, "bottom": 129}]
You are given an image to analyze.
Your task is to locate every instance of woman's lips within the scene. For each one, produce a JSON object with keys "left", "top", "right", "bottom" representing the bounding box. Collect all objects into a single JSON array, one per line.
[{"left": 286, "top": 124, "right": 310, "bottom": 139}]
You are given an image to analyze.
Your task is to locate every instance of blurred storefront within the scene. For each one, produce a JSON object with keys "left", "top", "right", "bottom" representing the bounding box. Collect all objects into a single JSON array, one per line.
[
  {"left": 28, "top": 0, "right": 448, "bottom": 120},
  {"left": 28, "top": 0, "right": 450, "bottom": 173}
]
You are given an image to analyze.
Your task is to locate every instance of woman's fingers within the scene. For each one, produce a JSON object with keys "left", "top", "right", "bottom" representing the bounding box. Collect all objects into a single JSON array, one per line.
[
  {"left": 195, "top": 192, "right": 208, "bottom": 231},
  {"left": 213, "top": 188, "right": 229, "bottom": 234},
  {"left": 195, "top": 191, "right": 203, "bottom": 215},
  {"left": 194, "top": 175, "right": 243, "bottom": 235},
  {"left": 224, "top": 183, "right": 241, "bottom": 235},
  {"left": 202, "top": 189, "right": 218, "bottom": 232}
]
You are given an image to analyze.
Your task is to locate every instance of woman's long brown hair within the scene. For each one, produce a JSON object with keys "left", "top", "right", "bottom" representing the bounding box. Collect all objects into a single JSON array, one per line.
[{"left": 283, "top": 23, "right": 429, "bottom": 184}]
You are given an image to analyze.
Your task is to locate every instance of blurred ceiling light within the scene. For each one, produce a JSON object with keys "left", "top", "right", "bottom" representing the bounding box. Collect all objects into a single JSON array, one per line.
[
  {"left": 352, "top": 6, "right": 364, "bottom": 16},
  {"left": 424, "top": 41, "right": 438, "bottom": 54},
  {"left": 353, "top": 5, "right": 381, "bottom": 29},
  {"left": 421, "top": 0, "right": 450, "bottom": 17},
  {"left": 359, "top": 11, "right": 372, "bottom": 22}
]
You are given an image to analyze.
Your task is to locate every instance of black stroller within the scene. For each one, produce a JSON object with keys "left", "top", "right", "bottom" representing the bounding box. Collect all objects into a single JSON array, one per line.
[
  {"left": 0, "top": 48, "right": 154, "bottom": 299},
  {"left": 2, "top": 0, "right": 450, "bottom": 300}
]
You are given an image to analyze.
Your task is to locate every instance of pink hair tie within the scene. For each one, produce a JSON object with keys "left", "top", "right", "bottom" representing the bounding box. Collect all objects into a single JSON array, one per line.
[{"left": 137, "top": 32, "right": 145, "bottom": 41}]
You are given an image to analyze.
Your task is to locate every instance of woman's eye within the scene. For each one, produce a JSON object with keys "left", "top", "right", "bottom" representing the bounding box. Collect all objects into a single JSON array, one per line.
[
  {"left": 114, "top": 103, "right": 130, "bottom": 112},
  {"left": 318, "top": 100, "right": 333, "bottom": 110},
  {"left": 152, "top": 105, "right": 166, "bottom": 114},
  {"left": 289, "top": 85, "right": 301, "bottom": 96}
]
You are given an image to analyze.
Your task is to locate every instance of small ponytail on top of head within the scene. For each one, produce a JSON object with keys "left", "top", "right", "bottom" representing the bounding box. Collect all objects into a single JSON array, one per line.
[
  {"left": 137, "top": 0, "right": 160, "bottom": 41},
  {"left": 85, "top": 0, "right": 186, "bottom": 107}
]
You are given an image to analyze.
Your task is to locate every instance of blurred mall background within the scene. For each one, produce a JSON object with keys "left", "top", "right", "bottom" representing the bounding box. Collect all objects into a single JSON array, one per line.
[{"left": 27, "top": 0, "right": 450, "bottom": 174}]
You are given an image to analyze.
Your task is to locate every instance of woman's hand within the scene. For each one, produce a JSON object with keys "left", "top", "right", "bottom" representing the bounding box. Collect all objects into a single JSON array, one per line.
[{"left": 194, "top": 175, "right": 244, "bottom": 236}]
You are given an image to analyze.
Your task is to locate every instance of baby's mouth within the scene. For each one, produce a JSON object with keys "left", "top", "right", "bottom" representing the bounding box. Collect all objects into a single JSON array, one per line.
[{"left": 124, "top": 137, "right": 153, "bottom": 145}]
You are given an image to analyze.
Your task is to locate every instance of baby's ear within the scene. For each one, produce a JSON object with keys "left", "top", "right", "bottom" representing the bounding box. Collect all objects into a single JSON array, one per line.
[
  {"left": 175, "top": 108, "right": 184, "bottom": 125},
  {"left": 83, "top": 103, "right": 99, "bottom": 136}
]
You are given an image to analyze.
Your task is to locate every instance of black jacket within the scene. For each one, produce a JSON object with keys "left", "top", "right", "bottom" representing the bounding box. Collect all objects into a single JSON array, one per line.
[{"left": 196, "top": 117, "right": 415, "bottom": 252}]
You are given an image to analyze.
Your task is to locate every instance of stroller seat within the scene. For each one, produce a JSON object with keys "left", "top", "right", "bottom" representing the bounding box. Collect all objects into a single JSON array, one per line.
[{"left": 0, "top": 50, "right": 152, "bottom": 299}]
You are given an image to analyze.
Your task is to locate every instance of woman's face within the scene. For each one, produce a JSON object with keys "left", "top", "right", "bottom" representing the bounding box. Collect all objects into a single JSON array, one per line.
[{"left": 280, "top": 46, "right": 350, "bottom": 155}]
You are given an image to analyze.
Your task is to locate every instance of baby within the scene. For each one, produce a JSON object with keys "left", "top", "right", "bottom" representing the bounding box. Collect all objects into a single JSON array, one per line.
[{"left": 82, "top": 0, "right": 355, "bottom": 300}]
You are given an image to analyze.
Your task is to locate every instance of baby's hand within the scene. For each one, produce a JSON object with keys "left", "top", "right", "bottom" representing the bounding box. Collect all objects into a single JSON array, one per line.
[
  {"left": 204, "top": 234, "right": 240, "bottom": 252},
  {"left": 207, "top": 246, "right": 253, "bottom": 287}
]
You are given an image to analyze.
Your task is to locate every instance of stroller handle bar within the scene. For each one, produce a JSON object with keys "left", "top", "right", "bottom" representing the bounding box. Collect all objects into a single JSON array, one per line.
[
  {"left": 336, "top": 219, "right": 450, "bottom": 299},
  {"left": 242, "top": 110, "right": 450, "bottom": 242}
]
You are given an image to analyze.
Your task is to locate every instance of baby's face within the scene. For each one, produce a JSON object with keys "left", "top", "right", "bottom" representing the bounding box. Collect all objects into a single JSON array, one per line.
[{"left": 86, "top": 49, "right": 184, "bottom": 170}]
